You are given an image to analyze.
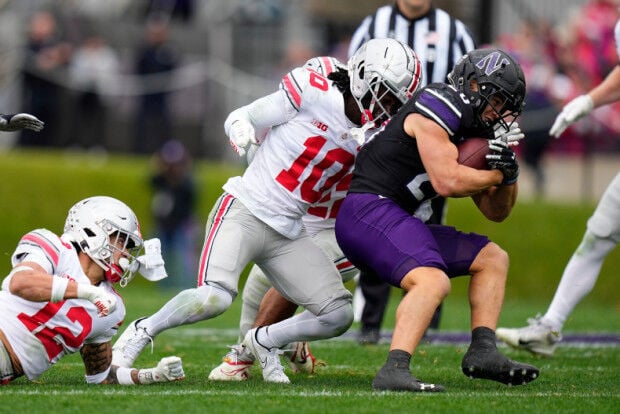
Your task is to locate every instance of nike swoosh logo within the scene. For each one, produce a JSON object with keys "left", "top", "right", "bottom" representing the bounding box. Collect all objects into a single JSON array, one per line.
[{"left": 247, "top": 343, "right": 268, "bottom": 366}]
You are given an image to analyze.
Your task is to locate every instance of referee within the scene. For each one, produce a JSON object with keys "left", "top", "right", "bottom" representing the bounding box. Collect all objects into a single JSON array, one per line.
[{"left": 348, "top": 0, "right": 477, "bottom": 345}]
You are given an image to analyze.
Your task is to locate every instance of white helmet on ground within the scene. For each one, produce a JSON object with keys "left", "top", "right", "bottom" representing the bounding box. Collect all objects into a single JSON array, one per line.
[
  {"left": 64, "top": 196, "right": 143, "bottom": 285},
  {"left": 348, "top": 38, "right": 423, "bottom": 125}
]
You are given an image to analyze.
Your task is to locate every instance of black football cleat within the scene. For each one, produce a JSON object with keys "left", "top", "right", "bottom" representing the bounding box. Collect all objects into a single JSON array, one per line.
[
  {"left": 372, "top": 363, "right": 445, "bottom": 392},
  {"left": 461, "top": 347, "right": 539, "bottom": 386}
]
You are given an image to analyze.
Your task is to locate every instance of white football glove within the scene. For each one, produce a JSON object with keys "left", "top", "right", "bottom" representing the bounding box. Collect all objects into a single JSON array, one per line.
[
  {"left": 0, "top": 113, "right": 44, "bottom": 132},
  {"left": 137, "top": 238, "right": 168, "bottom": 281},
  {"left": 76, "top": 284, "right": 117, "bottom": 317},
  {"left": 549, "top": 94, "right": 594, "bottom": 138},
  {"left": 120, "top": 238, "right": 168, "bottom": 282},
  {"left": 228, "top": 119, "right": 257, "bottom": 157},
  {"left": 493, "top": 121, "right": 525, "bottom": 146},
  {"left": 138, "top": 356, "right": 185, "bottom": 384}
]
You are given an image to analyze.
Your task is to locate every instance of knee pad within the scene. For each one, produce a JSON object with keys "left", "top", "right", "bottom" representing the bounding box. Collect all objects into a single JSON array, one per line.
[
  {"left": 317, "top": 301, "right": 354, "bottom": 337},
  {"left": 183, "top": 284, "right": 234, "bottom": 320}
]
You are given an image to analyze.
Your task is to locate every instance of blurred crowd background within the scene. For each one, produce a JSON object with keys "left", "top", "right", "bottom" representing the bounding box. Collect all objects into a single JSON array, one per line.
[{"left": 0, "top": 0, "right": 618, "bottom": 196}]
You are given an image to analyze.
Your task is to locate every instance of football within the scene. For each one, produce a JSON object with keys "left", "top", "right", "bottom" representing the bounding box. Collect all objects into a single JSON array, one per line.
[{"left": 457, "top": 137, "right": 490, "bottom": 170}]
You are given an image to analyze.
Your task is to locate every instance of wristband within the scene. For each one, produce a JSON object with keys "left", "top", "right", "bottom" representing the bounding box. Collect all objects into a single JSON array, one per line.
[
  {"left": 50, "top": 276, "right": 69, "bottom": 303},
  {"left": 76, "top": 283, "right": 97, "bottom": 299},
  {"left": 116, "top": 366, "right": 136, "bottom": 385},
  {"left": 85, "top": 366, "right": 111, "bottom": 384}
]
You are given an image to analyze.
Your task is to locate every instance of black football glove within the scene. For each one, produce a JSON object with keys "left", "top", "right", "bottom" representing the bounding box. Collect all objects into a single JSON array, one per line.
[{"left": 486, "top": 138, "right": 519, "bottom": 185}]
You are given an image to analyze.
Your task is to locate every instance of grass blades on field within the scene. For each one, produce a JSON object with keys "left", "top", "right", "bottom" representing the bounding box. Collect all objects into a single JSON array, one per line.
[
  {"left": 3, "top": 334, "right": 619, "bottom": 414},
  {"left": 2, "top": 285, "right": 618, "bottom": 414}
]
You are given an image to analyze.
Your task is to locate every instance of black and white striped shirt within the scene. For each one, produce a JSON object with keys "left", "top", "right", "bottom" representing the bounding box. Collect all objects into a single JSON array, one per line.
[{"left": 348, "top": 4, "right": 477, "bottom": 86}]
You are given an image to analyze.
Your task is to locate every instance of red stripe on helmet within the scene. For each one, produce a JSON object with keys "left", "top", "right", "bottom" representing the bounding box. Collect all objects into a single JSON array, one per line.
[{"left": 407, "top": 53, "right": 423, "bottom": 97}]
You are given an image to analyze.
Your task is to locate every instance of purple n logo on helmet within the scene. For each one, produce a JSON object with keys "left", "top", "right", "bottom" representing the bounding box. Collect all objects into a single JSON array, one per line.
[{"left": 475, "top": 51, "right": 511, "bottom": 76}]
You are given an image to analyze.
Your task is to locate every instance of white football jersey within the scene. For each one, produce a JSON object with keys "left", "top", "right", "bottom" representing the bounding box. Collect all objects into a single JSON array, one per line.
[
  {"left": 302, "top": 172, "right": 351, "bottom": 235},
  {"left": 0, "top": 229, "right": 125, "bottom": 380},
  {"left": 224, "top": 64, "right": 362, "bottom": 239}
]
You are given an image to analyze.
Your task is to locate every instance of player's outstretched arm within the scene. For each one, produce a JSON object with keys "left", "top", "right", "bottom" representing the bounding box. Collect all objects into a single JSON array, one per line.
[
  {"left": 0, "top": 113, "right": 44, "bottom": 132},
  {"left": 550, "top": 65, "right": 620, "bottom": 138},
  {"left": 81, "top": 342, "right": 185, "bottom": 385}
]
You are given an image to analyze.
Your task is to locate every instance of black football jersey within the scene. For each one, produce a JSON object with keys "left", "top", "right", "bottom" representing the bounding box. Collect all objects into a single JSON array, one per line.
[{"left": 349, "top": 83, "right": 481, "bottom": 215}]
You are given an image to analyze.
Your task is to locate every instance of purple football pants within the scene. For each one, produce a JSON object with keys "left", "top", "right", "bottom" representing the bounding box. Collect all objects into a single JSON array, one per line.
[{"left": 335, "top": 193, "right": 490, "bottom": 287}]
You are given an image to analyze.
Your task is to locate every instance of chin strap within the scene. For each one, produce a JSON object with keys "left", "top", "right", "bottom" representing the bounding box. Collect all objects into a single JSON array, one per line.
[
  {"left": 105, "top": 264, "right": 123, "bottom": 284},
  {"left": 360, "top": 109, "right": 374, "bottom": 125}
]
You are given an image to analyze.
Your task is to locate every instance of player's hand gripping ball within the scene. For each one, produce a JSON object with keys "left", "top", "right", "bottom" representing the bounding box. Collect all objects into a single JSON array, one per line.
[{"left": 457, "top": 137, "right": 490, "bottom": 170}]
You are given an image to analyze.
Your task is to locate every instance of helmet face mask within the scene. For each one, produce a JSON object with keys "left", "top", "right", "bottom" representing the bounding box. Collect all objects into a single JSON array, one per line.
[
  {"left": 448, "top": 48, "right": 526, "bottom": 131},
  {"left": 64, "top": 196, "right": 143, "bottom": 285},
  {"left": 360, "top": 83, "right": 404, "bottom": 125},
  {"left": 348, "top": 38, "right": 422, "bottom": 126}
]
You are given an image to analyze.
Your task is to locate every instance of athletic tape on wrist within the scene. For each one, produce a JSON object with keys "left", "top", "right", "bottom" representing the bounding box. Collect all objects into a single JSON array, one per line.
[
  {"left": 50, "top": 276, "right": 70, "bottom": 303},
  {"left": 137, "top": 368, "right": 157, "bottom": 384},
  {"left": 76, "top": 283, "right": 95, "bottom": 300},
  {"left": 116, "top": 366, "right": 135, "bottom": 385},
  {"left": 85, "top": 366, "right": 111, "bottom": 384}
]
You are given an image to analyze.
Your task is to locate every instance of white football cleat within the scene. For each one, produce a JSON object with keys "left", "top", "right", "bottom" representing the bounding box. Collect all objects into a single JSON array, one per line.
[
  {"left": 287, "top": 342, "right": 318, "bottom": 374},
  {"left": 208, "top": 344, "right": 254, "bottom": 381},
  {"left": 112, "top": 317, "right": 153, "bottom": 367},
  {"left": 242, "top": 328, "right": 290, "bottom": 384},
  {"left": 496, "top": 316, "right": 562, "bottom": 357}
]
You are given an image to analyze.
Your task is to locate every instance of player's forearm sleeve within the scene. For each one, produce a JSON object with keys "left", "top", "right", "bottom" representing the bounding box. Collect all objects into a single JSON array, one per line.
[{"left": 224, "top": 89, "right": 294, "bottom": 137}]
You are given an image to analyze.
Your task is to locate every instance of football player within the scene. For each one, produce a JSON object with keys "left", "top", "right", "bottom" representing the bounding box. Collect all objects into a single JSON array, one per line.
[
  {"left": 112, "top": 38, "right": 422, "bottom": 384},
  {"left": 496, "top": 19, "right": 620, "bottom": 357},
  {"left": 0, "top": 196, "right": 185, "bottom": 385},
  {"left": 335, "top": 48, "right": 539, "bottom": 391},
  {"left": 208, "top": 57, "right": 359, "bottom": 381},
  {"left": 348, "top": 0, "right": 479, "bottom": 346}
]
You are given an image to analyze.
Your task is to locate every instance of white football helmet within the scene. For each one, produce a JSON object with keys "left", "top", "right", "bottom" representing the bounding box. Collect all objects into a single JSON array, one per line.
[
  {"left": 64, "top": 196, "right": 143, "bottom": 285},
  {"left": 348, "top": 38, "right": 422, "bottom": 125}
]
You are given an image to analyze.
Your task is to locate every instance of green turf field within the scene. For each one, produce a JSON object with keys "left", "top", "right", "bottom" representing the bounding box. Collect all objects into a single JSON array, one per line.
[
  {"left": 1, "top": 284, "right": 618, "bottom": 414},
  {"left": 0, "top": 149, "right": 618, "bottom": 413}
]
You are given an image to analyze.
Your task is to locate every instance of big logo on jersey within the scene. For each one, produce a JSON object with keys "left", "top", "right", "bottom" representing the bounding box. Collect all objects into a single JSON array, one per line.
[{"left": 475, "top": 51, "right": 511, "bottom": 76}]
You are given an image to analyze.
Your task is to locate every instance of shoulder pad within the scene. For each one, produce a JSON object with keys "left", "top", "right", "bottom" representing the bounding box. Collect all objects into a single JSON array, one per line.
[
  {"left": 412, "top": 83, "right": 474, "bottom": 136},
  {"left": 279, "top": 65, "right": 333, "bottom": 111},
  {"left": 13, "top": 229, "right": 66, "bottom": 270},
  {"left": 303, "top": 56, "right": 345, "bottom": 76}
]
